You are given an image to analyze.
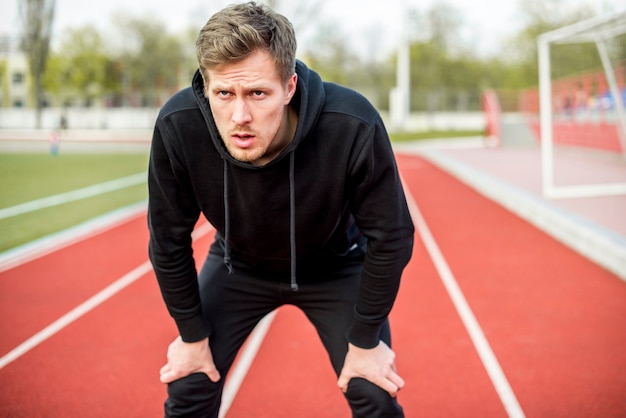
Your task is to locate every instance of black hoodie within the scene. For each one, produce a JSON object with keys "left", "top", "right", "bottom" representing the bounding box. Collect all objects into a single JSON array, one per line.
[{"left": 148, "top": 61, "right": 414, "bottom": 349}]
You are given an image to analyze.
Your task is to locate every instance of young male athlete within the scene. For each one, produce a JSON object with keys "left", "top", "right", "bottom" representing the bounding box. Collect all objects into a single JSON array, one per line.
[{"left": 148, "top": 2, "right": 414, "bottom": 416}]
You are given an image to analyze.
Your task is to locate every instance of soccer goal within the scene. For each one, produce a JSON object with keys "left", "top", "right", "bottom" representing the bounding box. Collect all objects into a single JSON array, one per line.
[{"left": 538, "top": 10, "right": 626, "bottom": 199}]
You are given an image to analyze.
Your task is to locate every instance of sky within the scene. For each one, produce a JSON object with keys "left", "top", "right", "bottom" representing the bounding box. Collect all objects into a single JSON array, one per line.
[{"left": 1, "top": 0, "right": 625, "bottom": 58}]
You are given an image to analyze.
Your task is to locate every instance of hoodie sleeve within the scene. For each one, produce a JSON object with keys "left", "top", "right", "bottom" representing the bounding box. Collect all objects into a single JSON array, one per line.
[
  {"left": 148, "top": 120, "right": 209, "bottom": 343},
  {"left": 347, "top": 117, "right": 415, "bottom": 349}
]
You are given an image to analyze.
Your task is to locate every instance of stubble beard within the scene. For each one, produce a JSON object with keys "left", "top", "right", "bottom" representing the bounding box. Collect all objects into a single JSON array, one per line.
[
  {"left": 222, "top": 132, "right": 266, "bottom": 164},
  {"left": 225, "top": 143, "right": 265, "bottom": 163}
]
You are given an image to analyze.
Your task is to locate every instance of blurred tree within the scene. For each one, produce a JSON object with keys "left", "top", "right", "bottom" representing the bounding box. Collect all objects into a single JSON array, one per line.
[
  {"left": 301, "top": 23, "right": 357, "bottom": 86},
  {"left": 299, "top": 21, "right": 396, "bottom": 109},
  {"left": 423, "top": 1, "right": 463, "bottom": 53},
  {"left": 19, "top": 0, "right": 55, "bottom": 127},
  {"left": 505, "top": 0, "right": 598, "bottom": 86},
  {"left": 43, "top": 26, "right": 115, "bottom": 107},
  {"left": 404, "top": 2, "right": 487, "bottom": 111},
  {"left": 113, "top": 13, "right": 186, "bottom": 106},
  {"left": 34, "top": 0, "right": 616, "bottom": 113},
  {"left": 265, "top": 0, "right": 325, "bottom": 40},
  {"left": 178, "top": 27, "right": 203, "bottom": 84},
  {"left": 0, "top": 61, "right": 7, "bottom": 107}
]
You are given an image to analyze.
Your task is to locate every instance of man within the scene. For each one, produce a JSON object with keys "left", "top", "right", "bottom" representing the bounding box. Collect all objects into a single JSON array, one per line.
[{"left": 148, "top": 2, "right": 414, "bottom": 417}]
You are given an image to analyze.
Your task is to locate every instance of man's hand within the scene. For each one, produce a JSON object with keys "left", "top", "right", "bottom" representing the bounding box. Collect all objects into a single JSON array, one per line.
[
  {"left": 337, "top": 341, "right": 405, "bottom": 397},
  {"left": 159, "top": 336, "right": 221, "bottom": 384}
]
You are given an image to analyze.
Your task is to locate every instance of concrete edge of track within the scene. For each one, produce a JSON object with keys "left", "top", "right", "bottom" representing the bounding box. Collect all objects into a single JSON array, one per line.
[
  {"left": 0, "top": 201, "right": 147, "bottom": 273},
  {"left": 394, "top": 143, "right": 626, "bottom": 281}
]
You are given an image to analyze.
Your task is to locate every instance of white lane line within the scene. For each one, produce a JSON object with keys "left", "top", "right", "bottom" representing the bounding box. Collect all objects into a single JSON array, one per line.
[
  {"left": 403, "top": 183, "right": 526, "bottom": 418},
  {"left": 218, "top": 310, "right": 277, "bottom": 418},
  {"left": 0, "top": 172, "right": 146, "bottom": 220},
  {"left": 0, "top": 221, "right": 214, "bottom": 370},
  {"left": 0, "top": 202, "right": 146, "bottom": 273},
  {"left": 0, "top": 261, "right": 153, "bottom": 370}
]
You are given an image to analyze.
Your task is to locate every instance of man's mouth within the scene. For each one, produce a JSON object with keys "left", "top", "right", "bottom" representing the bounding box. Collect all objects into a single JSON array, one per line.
[{"left": 232, "top": 133, "right": 255, "bottom": 148}]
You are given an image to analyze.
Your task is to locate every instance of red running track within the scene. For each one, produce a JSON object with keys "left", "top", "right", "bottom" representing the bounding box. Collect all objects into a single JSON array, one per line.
[{"left": 1, "top": 153, "right": 625, "bottom": 417}]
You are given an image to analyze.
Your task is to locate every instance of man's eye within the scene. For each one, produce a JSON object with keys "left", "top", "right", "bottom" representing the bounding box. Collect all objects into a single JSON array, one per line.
[
  {"left": 253, "top": 91, "right": 265, "bottom": 97},
  {"left": 218, "top": 91, "right": 230, "bottom": 97}
]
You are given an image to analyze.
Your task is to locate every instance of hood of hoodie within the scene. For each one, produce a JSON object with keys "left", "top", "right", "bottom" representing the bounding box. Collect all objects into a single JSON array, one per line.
[{"left": 191, "top": 60, "right": 325, "bottom": 169}]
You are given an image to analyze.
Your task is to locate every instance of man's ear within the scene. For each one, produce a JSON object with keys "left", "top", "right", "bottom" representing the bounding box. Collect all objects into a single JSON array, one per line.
[{"left": 284, "top": 73, "right": 298, "bottom": 104}]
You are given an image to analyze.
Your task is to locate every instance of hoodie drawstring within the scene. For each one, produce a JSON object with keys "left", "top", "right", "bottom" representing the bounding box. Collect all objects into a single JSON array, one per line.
[
  {"left": 223, "top": 160, "right": 234, "bottom": 274},
  {"left": 289, "top": 152, "right": 298, "bottom": 291}
]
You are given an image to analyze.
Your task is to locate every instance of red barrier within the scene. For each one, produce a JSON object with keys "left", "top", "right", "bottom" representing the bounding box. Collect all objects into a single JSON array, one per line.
[
  {"left": 518, "top": 64, "right": 625, "bottom": 153},
  {"left": 529, "top": 121, "right": 623, "bottom": 152},
  {"left": 482, "top": 90, "right": 502, "bottom": 147}
]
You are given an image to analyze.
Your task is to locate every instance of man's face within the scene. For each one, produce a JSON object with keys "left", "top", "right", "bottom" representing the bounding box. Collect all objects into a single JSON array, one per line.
[{"left": 205, "top": 50, "right": 297, "bottom": 166}]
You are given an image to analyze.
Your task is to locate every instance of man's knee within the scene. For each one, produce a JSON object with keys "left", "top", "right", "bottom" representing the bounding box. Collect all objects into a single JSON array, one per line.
[
  {"left": 165, "top": 373, "right": 222, "bottom": 418},
  {"left": 344, "top": 378, "right": 404, "bottom": 418}
]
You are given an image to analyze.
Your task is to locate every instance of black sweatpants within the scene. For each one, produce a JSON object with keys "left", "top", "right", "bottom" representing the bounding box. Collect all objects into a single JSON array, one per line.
[{"left": 164, "top": 245, "right": 404, "bottom": 418}]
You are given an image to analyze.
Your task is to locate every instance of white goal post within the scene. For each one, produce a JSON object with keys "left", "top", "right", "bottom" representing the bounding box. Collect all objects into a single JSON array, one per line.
[{"left": 538, "top": 10, "right": 626, "bottom": 199}]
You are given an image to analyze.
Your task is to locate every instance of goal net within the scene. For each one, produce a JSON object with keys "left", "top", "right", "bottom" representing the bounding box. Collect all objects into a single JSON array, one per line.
[{"left": 537, "top": 10, "right": 626, "bottom": 199}]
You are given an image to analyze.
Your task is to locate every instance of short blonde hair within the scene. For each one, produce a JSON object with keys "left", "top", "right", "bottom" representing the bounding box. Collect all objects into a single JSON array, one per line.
[{"left": 196, "top": 2, "right": 297, "bottom": 84}]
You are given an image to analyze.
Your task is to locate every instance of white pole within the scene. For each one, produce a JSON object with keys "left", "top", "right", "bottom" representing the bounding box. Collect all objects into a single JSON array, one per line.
[
  {"left": 595, "top": 37, "right": 626, "bottom": 155},
  {"left": 397, "top": 35, "right": 410, "bottom": 129},
  {"left": 391, "top": 0, "right": 410, "bottom": 131},
  {"left": 538, "top": 36, "right": 555, "bottom": 198}
]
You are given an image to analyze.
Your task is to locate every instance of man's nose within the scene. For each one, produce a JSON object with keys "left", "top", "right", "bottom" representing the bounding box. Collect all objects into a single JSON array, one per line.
[{"left": 232, "top": 99, "right": 252, "bottom": 125}]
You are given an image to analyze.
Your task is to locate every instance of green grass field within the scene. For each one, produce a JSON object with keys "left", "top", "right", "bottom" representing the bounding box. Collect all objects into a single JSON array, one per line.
[
  {"left": 390, "top": 130, "right": 482, "bottom": 142},
  {"left": 0, "top": 129, "right": 482, "bottom": 253},
  {"left": 0, "top": 153, "right": 149, "bottom": 252}
]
